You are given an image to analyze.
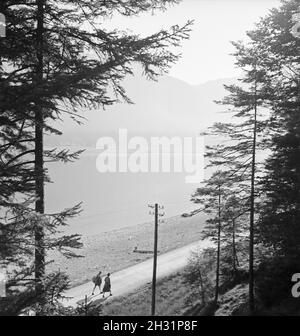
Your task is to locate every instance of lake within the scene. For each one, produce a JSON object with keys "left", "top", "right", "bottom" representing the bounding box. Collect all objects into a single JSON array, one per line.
[{"left": 46, "top": 148, "right": 200, "bottom": 236}]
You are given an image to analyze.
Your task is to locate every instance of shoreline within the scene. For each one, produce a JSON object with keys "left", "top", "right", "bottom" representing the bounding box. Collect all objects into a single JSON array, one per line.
[{"left": 49, "top": 212, "right": 206, "bottom": 288}]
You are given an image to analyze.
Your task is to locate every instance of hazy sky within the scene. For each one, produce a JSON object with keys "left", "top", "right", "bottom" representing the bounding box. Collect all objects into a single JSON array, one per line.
[{"left": 108, "top": 0, "right": 281, "bottom": 85}]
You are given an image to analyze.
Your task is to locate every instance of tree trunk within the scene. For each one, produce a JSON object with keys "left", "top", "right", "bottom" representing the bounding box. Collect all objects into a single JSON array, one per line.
[
  {"left": 198, "top": 268, "right": 206, "bottom": 304},
  {"left": 249, "top": 70, "right": 258, "bottom": 314},
  {"left": 215, "top": 187, "right": 222, "bottom": 303},
  {"left": 232, "top": 219, "right": 237, "bottom": 273},
  {"left": 34, "top": 0, "right": 45, "bottom": 303}
]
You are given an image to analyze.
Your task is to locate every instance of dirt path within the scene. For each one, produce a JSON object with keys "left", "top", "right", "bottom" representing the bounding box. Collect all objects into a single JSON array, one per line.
[{"left": 62, "top": 239, "right": 211, "bottom": 307}]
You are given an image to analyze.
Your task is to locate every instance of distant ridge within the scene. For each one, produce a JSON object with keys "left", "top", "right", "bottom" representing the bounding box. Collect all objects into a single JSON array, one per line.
[{"left": 46, "top": 75, "right": 237, "bottom": 147}]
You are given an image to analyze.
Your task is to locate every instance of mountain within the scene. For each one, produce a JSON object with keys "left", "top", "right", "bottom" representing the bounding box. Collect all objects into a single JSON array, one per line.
[
  {"left": 46, "top": 74, "right": 237, "bottom": 147},
  {"left": 44, "top": 75, "right": 238, "bottom": 234}
]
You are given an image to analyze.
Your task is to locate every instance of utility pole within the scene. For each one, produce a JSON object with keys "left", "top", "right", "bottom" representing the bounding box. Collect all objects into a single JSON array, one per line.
[{"left": 148, "top": 203, "right": 165, "bottom": 316}]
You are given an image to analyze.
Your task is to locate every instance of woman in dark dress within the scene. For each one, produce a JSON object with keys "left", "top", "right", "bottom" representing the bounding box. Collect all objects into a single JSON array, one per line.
[{"left": 102, "top": 273, "right": 112, "bottom": 298}]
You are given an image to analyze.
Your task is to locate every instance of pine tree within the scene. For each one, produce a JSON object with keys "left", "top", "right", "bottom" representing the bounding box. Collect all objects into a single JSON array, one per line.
[
  {"left": 183, "top": 248, "right": 215, "bottom": 305},
  {"left": 204, "top": 46, "right": 272, "bottom": 312},
  {"left": 238, "top": 0, "right": 300, "bottom": 311},
  {"left": 192, "top": 171, "right": 230, "bottom": 301},
  {"left": 192, "top": 162, "right": 252, "bottom": 300},
  {"left": 201, "top": 0, "right": 300, "bottom": 313},
  {"left": 189, "top": 0, "right": 299, "bottom": 314},
  {"left": 250, "top": 0, "right": 300, "bottom": 258},
  {"left": 0, "top": 0, "right": 192, "bottom": 314}
]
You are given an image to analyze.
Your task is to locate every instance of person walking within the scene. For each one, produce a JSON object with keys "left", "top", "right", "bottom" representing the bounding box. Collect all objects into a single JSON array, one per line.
[
  {"left": 91, "top": 271, "right": 102, "bottom": 295},
  {"left": 102, "top": 273, "right": 112, "bottom": 298}
]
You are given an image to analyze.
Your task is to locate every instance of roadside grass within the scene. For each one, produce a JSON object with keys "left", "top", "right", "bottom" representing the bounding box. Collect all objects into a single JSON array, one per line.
[
  {"left": 102, "top": 271, "right": 200, "bottom": 316},
  {"left": 49, "top": 213, "right": 206, "bottom": 287}
]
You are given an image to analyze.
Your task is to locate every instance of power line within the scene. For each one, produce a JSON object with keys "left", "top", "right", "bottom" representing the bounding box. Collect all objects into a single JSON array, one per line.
[{"left": 72, "top": 200, "right": 187, "bottom": 221}]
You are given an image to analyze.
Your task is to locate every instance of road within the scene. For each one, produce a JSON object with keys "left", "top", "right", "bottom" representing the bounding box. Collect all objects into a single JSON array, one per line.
[{"left": 62, "top": 240, "right": 212, "bottom": 307}]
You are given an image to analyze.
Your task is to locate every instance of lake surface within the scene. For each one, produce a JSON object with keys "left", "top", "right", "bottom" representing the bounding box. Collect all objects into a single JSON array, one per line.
[{"left": 46, "top": 148, "right": 199, "bottom": 236}]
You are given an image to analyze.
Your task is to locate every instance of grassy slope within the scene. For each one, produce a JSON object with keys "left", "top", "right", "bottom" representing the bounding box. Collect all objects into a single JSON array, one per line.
[
  {"left": 49, "top": 213, "right": 206, "bottom": 287},
  {"left": 102, "top": 271, "right": 199, "bottom": 316}
]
